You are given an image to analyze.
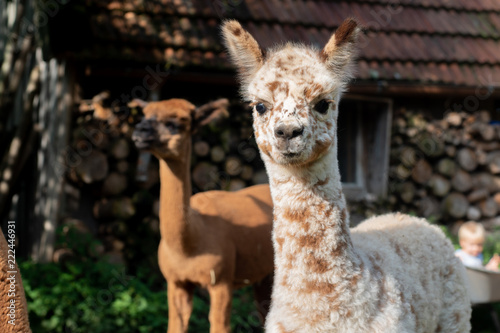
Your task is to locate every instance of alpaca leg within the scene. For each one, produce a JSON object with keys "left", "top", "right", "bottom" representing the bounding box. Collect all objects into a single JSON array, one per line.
[
  {"left": 167, "top": 282, "right": 194, "bottom": 333},
  {"left": 253, "top": 273, "right": 274, "bottom": 324},
  {"left": 208, "top": 283, "right": 233, "bottom": 333}
]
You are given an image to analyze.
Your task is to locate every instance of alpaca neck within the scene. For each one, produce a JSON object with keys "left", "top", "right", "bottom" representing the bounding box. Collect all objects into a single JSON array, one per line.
[
  {"left": 158, "top": 141, "right": 197, "bottom": 255},
  {"left": 266, "top": 148, "right": 361, "bottom": 288}
]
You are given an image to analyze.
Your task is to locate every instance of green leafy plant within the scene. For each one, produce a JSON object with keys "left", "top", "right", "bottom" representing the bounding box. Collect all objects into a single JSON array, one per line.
[
  {"left": 21, "top": 222, "right": 263, "bottom": 333},
  {"left": 21, "top": 258, "right": 263, "bottom": 332},
  {"left": 20, "top": 258, "right": 168, "bottom": 333},
  {"left": 482, "top": 229, "right": 500, "bottom": 265}
]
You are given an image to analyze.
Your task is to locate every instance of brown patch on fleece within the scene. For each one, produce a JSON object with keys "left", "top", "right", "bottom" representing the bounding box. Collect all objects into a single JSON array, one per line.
[
  {"left": 306, "top": 139, "right": 333, "bottom": 164},
  {"left": 305, "top": 252, "right": 330, "bottom": 274},
  {"left": 296, "top": 233, "right": 323, "bottom": 249},
  {"left": 277, "top": 322, "right": 293, "bottom": 333},
  {"left": 303, "top": 280, "right": 336, "bottom": 295},
  {"left": 282, "top": 207, "right": 312, "bottom": 231},
  {"left": 258, "top": 142, "right": 273, "bottom": 158},
  {"left": 275, "top": 236, "right": 285, "bottom": 252},
  {"left": 315, "top": 177, "right": 330, "bottom": 186},
  {"left": 304, "top": 82, "right": 324, "bottom": 100}
]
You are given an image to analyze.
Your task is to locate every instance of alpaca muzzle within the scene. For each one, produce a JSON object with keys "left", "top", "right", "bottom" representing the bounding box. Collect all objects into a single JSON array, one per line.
[{"left": 132, "top": 117, "right": 158, "bottom": 149}]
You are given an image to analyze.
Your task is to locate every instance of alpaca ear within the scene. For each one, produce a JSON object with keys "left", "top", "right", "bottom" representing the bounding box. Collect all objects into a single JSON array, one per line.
[
  {"left": 192, "top": 98, "right": 229, "bottom": 133},
  {"left": 221, "top": 20, "right": 264, "bottom": 87},
  {"left": 321, "top": 18, "right": 361, "bottom": 82}
]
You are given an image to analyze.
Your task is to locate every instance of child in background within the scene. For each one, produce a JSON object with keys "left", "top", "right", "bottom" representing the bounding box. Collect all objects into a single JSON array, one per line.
[{"left": 455, "top": 221, "right": 500, "bottom": 271}]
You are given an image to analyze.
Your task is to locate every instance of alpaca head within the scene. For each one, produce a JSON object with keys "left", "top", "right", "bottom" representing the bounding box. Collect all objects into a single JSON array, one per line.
[
  {"left": 221, "top": 19, "right": 360, "bottom": 167},
  {"left": 132, "top": 98, "right": 228, "bottom": 160}
]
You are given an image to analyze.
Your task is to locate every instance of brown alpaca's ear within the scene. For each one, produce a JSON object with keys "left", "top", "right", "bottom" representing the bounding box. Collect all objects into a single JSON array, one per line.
[
  {"left": 321, "top": 18, "right": 361, "bottom": 83},
  {"left": 192, "top": 98, "right": 229, "bottom": 133},
  {"left": 221, "top": 20, "right": 264, "bottom": 87}
]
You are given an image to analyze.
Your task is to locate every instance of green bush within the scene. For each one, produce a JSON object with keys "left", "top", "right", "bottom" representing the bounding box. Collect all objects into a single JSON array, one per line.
[
  {"left": 20, "top": 214, "right": 264, "bottom": 332},
  {"left": 482, "top": 228, "right": 500, "bottom": 266},
  {"left": 20, "top": 258, "right": 263, "bottom": 332},
  {"left": 20, "top": 259, "right": 168, "bottom": 333}
]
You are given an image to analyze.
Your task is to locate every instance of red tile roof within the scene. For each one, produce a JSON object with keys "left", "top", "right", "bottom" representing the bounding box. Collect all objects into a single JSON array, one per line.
[{"left": 59, "top": 0, "right": 500, "bottom": 88}]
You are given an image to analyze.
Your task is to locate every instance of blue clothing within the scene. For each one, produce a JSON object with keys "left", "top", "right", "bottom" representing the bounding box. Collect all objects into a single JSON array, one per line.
[{"left": 455, "top": 249, "right": 484, "bottom": 268}]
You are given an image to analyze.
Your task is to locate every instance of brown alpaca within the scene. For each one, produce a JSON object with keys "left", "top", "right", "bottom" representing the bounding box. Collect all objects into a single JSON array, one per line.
[
  {"left": 0, "top": 233, "right": 31, "bottom": 332},
  {"left": 131, "top": 98, "right": 274, "bottom": 333}
]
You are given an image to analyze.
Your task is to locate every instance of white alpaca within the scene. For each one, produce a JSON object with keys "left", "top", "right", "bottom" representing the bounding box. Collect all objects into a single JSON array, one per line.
[{"left": 221, "top": 18, "right": 471, "bottom": 333}]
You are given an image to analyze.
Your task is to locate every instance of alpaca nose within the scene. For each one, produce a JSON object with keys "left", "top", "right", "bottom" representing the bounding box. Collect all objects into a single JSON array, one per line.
[
  {"left": 135, "top": 118, "right": 155, "bottom": 135},
  {"left": 132, "top": 117, "right": 158, "bottom": 147},
  {"left": 274, "top": 124, "right": 304, "bottom": 140}
]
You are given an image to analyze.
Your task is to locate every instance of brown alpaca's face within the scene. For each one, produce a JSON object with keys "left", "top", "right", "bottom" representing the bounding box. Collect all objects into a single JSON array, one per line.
[
  {"left": 132, "top": 99, "right": 195, "bottom": 161},
  {"left": 247, "top": 47, "right": 339, "bottom": 167}
]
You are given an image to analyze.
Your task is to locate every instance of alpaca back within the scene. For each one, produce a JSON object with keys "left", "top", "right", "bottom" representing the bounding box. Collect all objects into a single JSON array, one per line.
[{"left": 351, "top": 213, "right": 471, "bottom": 333}]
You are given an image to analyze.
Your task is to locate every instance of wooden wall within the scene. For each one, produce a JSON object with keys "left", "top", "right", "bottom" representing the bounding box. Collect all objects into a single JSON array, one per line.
[{"left": 1, "top": 0, "right": 74, "bottom": 261}]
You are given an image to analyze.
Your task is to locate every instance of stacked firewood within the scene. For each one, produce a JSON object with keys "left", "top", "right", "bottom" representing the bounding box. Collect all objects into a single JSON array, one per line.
[
  {"left": 389, "top": 108, "right": 500, "bottom": 227},
  {"left": 57, "top": 92, "right": 149, "bottom": 265},
  {"left": 191, "top": 110, "right": 269, "bottom": 193}
]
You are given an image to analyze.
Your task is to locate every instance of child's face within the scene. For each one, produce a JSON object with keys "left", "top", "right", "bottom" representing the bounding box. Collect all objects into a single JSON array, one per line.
[{"left": 460, "top": 238, "right": 484, "bottom": 257}]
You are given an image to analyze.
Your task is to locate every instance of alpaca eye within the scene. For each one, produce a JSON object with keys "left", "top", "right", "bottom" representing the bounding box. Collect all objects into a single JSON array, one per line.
[
  {"left": 313, "top": 100, "right": 330, "bottom": 114},
  {"left": 165, "top": 121, "right": 178, "bottom": 132},
  {"left": 255, "top": 103, "right": 267, "bottom": 115}
]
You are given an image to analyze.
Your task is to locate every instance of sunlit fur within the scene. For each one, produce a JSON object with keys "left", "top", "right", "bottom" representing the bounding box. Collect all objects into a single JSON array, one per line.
[
  {"left": 222, "top": 18, "right": 471, "bottom": 333},
  {"left": 0, "top": 234, "right": 31, "bottom": 332}
]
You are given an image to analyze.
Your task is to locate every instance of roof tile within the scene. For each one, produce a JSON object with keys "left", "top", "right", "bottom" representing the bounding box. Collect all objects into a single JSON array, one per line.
[
  {"left": 57, "top": 0, "right": 500, "bottom": 88},
  {"left": 357, "top": 60, "right": 371, "bottom": 79},
  {"left": 459, "top": 64, "right": 477, "bottom": 85},
  {"left": 438, "top": 63, "right": 455, "bottom": 84},
  {"left": 447, "top": 63, "right": 463, "bottom": 85}
]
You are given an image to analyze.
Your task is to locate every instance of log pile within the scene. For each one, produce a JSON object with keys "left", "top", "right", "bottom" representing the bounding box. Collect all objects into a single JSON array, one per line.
[
  {"left": 389, "top": 109, "right": 500, "bottom": 227},
  {"left": 191, "top": 112, "right": 269, "bottom": 192},
  {"left": 60, "top": 93, "right": 150, "bottom": 265},
  {"left": 59, "top": 92, "right": 268, "bottom": 265}
]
